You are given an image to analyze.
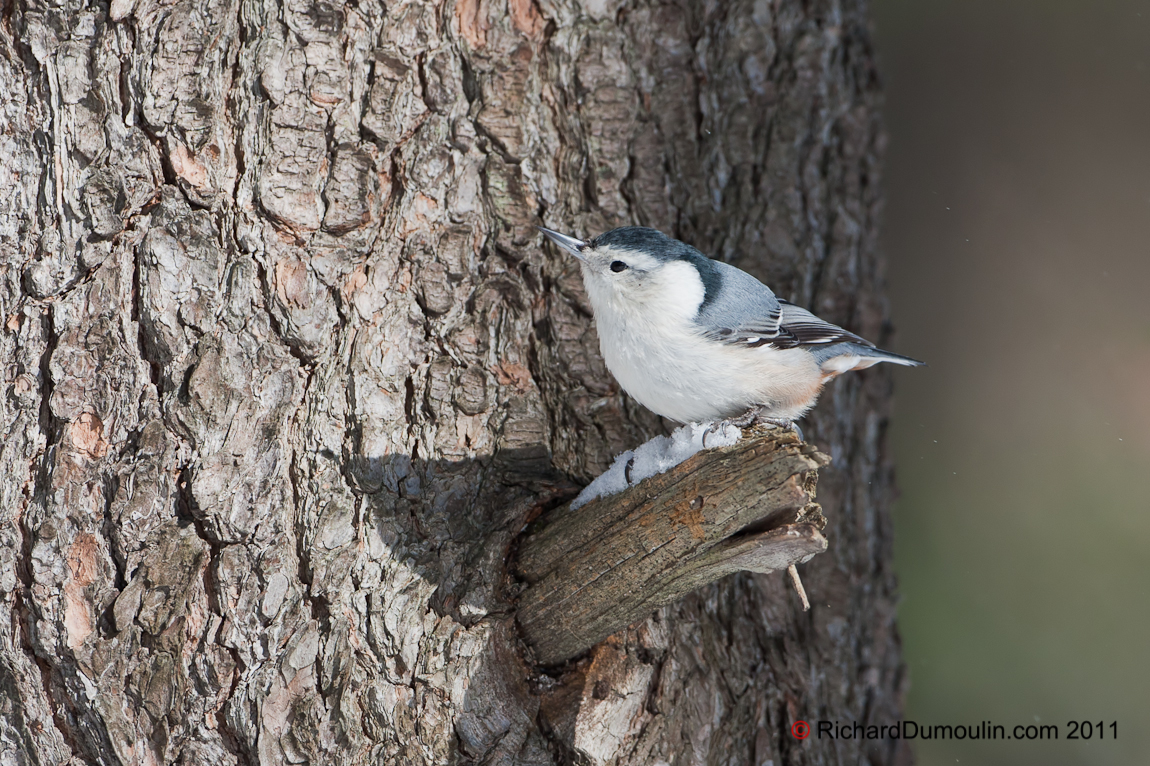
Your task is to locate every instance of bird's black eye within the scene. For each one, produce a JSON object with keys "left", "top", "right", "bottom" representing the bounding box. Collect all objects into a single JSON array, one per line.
[{"left": 610, "top": 260, "right": 628, "bottom": 273}]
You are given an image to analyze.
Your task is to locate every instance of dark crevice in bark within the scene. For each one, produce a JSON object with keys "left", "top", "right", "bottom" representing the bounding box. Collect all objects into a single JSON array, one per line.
[
  {"left": 173, "top": 463, "right": 256, "bottom": 766},
  {"left": 135, "top": 116, "right": 187, "bottom": 207},
  {"left": 459, "top": 54, "right": 479, "bottom": 105},
  {"left": 533, "top": 705, "right": 586, "bottom": 766},
  {"left": 473, "top": 122, "right": 521, "bottom": 167},
  {"left": 117, "top": 38, "right": 135, "bottom": 126},
  {"left": 356, "top": 59, "right": 380, "bottom": 150},
  {"left": 35, "top": 305, "right": 60, "bottom": 444},
  {"left": 579, "top": 166, "right": 598, "bottom": 211},
  {"left": 131, "top": 238, "right": 163, "bottom": 390},
  {"left": 101, "top": 472, "right": 128, "bottom": 594},
  {"left": 231, "top": 103, "right": 248, "bottom": 207},
  {"left": 617, "top": 141, "right": 641, "bottom": 224},
  {"left": 174, "top": 465, "right": 218, "bottom": 548}
]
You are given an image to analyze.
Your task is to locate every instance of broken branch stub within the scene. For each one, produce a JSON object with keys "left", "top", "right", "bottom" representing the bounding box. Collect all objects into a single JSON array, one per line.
[{"left": 514, "top": 427, "right": 831, "bottom": 665}]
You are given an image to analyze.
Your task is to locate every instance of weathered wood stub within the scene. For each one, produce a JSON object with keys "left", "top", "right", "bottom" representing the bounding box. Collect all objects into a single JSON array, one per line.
[
  {"left": 0, "top": 0, "right": 909, "bottom": 763},
  {"left": 516, "top": 428, "right": 830, "bottom": 666}
]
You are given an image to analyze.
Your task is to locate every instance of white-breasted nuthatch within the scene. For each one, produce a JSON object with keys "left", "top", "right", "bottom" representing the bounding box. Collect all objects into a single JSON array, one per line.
[{"left": 540, "top": 226, "right": 924, "bottom": 427}]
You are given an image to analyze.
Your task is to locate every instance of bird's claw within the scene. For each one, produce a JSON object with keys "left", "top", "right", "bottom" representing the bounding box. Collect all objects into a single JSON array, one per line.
[
  {"left": 759, "top": 417, "right": 804, "bottom": 442},
  {"left": 738, "top": 409, "right": 805, "bottom": 442},
  {"left": 726, "top": 405, "right": 765, "bottom": 429},
  {"left": 703, "top": 406, "right": 758, "bottom": 448},
  {"left": 702, "top": 408, "right": 805, "bottom": 448}
]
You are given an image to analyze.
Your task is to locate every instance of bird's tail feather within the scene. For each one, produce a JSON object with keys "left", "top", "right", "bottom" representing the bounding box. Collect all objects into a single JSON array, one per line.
[
  {"left": 809, "top": 341, "right": 925, "bottom": 369},
  {"left": 862, "top": 346, "right": 926, "bottom": 367}
]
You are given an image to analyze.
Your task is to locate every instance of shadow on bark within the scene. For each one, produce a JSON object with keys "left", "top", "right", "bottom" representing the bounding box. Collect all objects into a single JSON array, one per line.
[
  {"left": 346, "top": 446, "right": 576, "bottom": 625},
  {"left": 343, "top": 431, "right": 838, "bottom": 764}
]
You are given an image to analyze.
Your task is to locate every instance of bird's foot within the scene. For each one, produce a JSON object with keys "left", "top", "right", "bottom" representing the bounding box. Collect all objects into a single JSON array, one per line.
[
  {"left": 725, "top": 406, "right": 765, "bottom": 429},
  {"left": 749, "top": 413, "right": 804, "bottom": 442},
  {"left": 702, "top": 409, "right": 805, "bottom": 447},
  {"left": 702, "top": 410, "right": 757, "bottom": 448},
  {"left": 702, "top": 406, "right": 763, "bottom": 449}
]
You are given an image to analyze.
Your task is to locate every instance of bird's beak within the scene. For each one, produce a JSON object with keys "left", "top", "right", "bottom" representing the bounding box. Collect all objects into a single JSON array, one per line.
[{"left": 538, "top": 227, "right": 587, "bottom": 261}]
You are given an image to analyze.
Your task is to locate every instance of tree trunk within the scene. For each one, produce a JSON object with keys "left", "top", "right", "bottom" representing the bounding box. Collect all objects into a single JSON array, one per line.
[{"left": 0, "top": 0, "right": 908, "bottom": 763}]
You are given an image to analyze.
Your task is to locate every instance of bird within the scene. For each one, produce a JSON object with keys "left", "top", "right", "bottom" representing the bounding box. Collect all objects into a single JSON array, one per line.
[{"left": 539, "top": 225, "right": 923, "bottom": 430}]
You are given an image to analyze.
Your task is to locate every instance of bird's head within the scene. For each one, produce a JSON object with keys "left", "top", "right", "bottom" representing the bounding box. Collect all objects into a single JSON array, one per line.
[{"left": 538, "top": 226, "right": 720, "bottom": 320}]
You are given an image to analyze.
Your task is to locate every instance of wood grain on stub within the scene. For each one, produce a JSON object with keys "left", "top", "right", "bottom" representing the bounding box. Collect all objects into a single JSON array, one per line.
[{"left": 515, "top": 427, "right": 829, "bottom": 665}]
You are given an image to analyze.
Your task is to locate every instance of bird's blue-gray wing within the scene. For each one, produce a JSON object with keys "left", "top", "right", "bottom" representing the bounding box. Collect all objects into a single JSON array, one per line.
[
  {"left": 772, "top": 301, "right": 873, "bottom": 348},
  {"left": 695, "top": 261, "right": 872, "bottom": 349},
  {"left": 694, "top": 262, "right": 781, "bottom": 344}
]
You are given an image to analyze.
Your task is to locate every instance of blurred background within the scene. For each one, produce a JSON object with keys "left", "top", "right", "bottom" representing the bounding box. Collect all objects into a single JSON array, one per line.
[{"left": 870, "top": 0, "right": 1150, "bottom": 763}]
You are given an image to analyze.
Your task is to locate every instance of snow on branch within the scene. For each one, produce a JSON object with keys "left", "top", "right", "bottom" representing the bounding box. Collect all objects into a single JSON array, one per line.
[
  {"left": 571, "top": 421, "right": 741, "bottom": 509},
  {"left": 513, "top": 425, "right": 830, "bottom": 666}
]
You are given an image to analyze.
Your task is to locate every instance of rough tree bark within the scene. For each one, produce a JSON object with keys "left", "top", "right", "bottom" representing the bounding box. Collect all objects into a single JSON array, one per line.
[{"left": 0, "top": 0, "right": 909, "bottom": 763}]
